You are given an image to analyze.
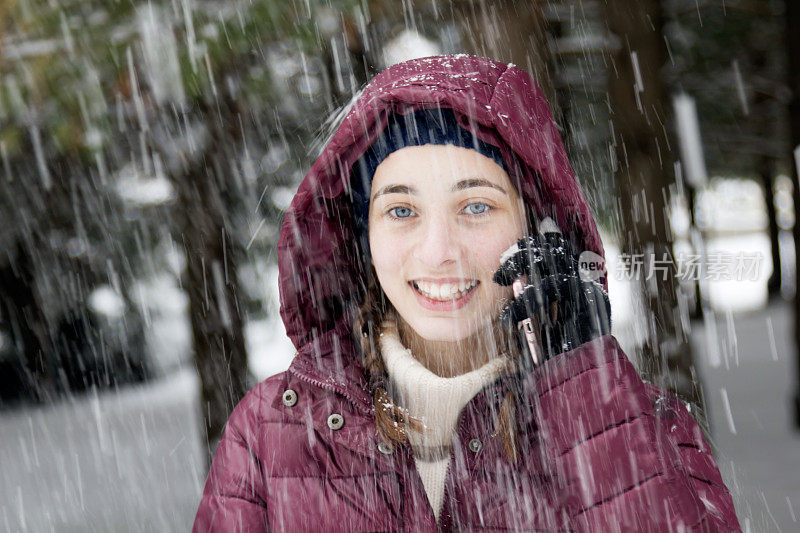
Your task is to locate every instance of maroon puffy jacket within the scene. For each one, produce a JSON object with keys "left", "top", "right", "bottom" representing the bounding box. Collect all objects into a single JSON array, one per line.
[{"left": 193, "top": 55, "right": 740, "bottom": 532}]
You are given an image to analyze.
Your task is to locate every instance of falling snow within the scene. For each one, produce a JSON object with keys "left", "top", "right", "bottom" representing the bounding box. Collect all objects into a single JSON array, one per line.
[{"left": 0, "top": 1, "right": 798, "bottom": 531}]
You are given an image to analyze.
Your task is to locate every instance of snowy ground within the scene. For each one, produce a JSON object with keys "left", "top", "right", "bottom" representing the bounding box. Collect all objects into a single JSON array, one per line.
[
  {"left": 0, "top": 369, "right": 204, "bottom": 532},
  {"left": 692, "top": 301, "right": 800, "bottom": 532}
]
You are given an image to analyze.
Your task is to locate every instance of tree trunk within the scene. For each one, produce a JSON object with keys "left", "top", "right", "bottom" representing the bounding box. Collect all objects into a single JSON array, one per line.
[
  {"left": 758, "top": 155, "right": 781, "bottom": 298},
  {"left": 322, "top": 10, "right": 377, "bottom": 108},
  {"left": 0, "top": 239, "right": 56, "bottom": 402},
  {"left": 785, "top": 0, "right": 800, "bottom": 428},
  {"left": 175, "top": 104, "right": 250, "bottom": 469},
  {"left": 605, "top": 0, "right": 705, "bottom": 424},
  {"left": 751, "top": 46, "right": 783, "bottom": 299}
]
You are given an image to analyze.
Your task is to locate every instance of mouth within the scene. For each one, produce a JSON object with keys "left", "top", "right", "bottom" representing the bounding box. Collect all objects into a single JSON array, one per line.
[
  {"left": 410, "top": 279, "right": 479, "bottom": 301},
  {"left": 408, "top": 279, "right": 480, "bottom": 311}
]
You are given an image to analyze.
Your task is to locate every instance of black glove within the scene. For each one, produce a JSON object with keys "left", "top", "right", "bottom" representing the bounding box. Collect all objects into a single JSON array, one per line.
[{"left": 493, "top": 232, "right": 612, "bottom": 363}]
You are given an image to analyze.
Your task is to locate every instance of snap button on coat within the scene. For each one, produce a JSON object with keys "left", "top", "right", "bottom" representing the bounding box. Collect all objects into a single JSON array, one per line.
[
  {"left": 377, "top": 442, "right": 394, "bottom": 455},
  {"left": 282, "top": 389, "right": 298, "bottom": 407},
  {"left": 468, "top": 438, "right": 483, "bottom": 453},
  {"left": 327, "top": 413, "right": 344, "bottom": 430}
]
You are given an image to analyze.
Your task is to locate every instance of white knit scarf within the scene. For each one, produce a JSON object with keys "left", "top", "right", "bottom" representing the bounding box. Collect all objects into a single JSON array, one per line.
[{"left": 379, "top": 321, "right": 512, "bottom": 521}]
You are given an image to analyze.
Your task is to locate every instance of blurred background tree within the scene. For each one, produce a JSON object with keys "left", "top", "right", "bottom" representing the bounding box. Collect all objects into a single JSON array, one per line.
[
  {"left": 0, "top": 0, "right": 363, "bottom": 466},
  {"left": 604, "top": 0, "right": 705, "bottom": 420},
  {"left": 783, "top": 0, "right": 800, "bottom": 426}
]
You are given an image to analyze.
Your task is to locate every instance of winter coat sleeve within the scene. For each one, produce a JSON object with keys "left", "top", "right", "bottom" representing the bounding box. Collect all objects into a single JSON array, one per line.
[
  {"left": 526, "top": 334, "right": 740, "bottom": 532},
  {"left": 193, "top": 387, "right": 270, "bottom": 532}
]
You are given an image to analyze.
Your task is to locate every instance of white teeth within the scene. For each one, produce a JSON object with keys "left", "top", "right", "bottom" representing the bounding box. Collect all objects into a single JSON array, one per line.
[{"left": 413, "top": 280, "right": 478, "bottom": 301}]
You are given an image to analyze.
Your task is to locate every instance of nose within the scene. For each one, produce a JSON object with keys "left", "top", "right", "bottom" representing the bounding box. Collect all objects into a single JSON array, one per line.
[{"left": 412, "top": 213, "right": 461, "bottom": 270}]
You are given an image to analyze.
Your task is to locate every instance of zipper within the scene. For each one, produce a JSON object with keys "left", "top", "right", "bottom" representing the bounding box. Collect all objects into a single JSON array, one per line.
[
  {"left": 436, "top": 440, "right": 457, "bottom": 531},
  {"left": 288, "top": 363, "right": 374, "bottom": 417},
  {"left": 438, "top": 384, "right": 495, "bottom": 531},
  {"left": 286, "top": 329, "right": 375, "bottom": 416},
  {"left": 397, "top": 440, "right": 439, "bottom": 530},
  {"left": 439, "top": 378, "right": 512, "bottom": 530}
]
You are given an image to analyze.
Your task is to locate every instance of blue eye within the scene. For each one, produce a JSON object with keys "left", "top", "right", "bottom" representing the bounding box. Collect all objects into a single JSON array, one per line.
[
  {"left": 388, "top": 206, "right": 414, "bottom": 219},
  {"left": 464, "top": 202, "right": 490, "bottom": 215}
]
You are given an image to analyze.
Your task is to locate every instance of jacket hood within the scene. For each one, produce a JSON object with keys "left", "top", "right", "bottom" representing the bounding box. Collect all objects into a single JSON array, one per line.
[{"left": 277, "top": 55, "right": 604, "bottom": 411}]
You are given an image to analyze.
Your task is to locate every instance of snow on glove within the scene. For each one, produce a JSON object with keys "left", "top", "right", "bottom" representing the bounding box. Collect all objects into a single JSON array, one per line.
[{"left": 493, "top": 231, "right": 612, "bottom": 361}]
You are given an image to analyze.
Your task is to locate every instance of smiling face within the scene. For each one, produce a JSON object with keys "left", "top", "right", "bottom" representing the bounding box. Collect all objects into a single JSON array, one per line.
[{"left": 368, "top": 144, "right": 527, "bottom": 343}]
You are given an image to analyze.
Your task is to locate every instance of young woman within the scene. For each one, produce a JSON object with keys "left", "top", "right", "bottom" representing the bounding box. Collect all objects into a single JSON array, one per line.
[{"left": 194, "top": 55, "right": 740, "bottom": 531}]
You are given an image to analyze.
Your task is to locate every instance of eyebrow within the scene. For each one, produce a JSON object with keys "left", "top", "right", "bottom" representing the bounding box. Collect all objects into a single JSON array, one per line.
[
  {"left": 451, "top": 178, "right": 507, "bottom": 194},
  {"left": 371, "top": 177, "right": 507, "bottom": 202}
]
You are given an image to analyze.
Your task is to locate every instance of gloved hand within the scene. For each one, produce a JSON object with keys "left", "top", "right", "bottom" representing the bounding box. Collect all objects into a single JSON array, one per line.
[{"left": 493, "top": 231, "right": 612, "bottom": 363}]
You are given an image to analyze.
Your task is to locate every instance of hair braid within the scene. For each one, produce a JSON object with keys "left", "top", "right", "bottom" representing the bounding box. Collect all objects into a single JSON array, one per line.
[{"left": 354, "top": 265, "right": 424, "bottom": 446}]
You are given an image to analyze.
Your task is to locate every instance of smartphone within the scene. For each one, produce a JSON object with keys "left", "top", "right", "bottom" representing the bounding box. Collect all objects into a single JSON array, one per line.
[{"left": 513, "top": 278, "right": 543, "bottom": 368}]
